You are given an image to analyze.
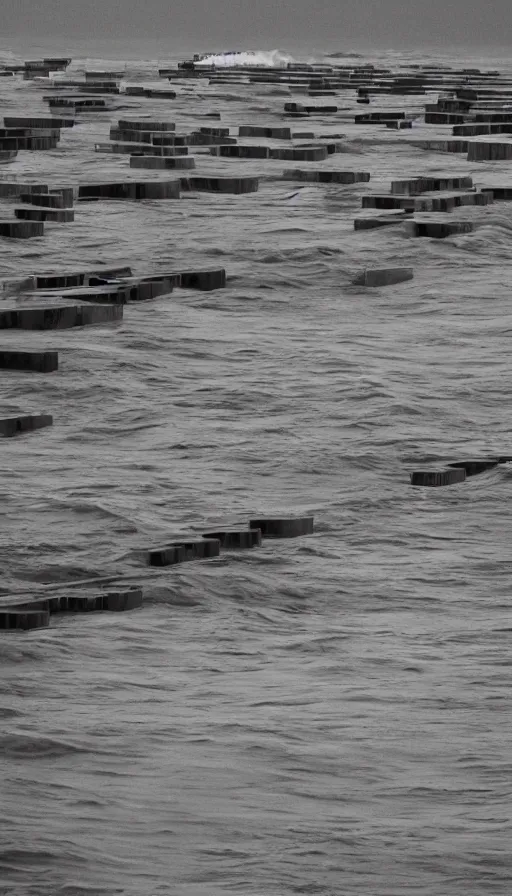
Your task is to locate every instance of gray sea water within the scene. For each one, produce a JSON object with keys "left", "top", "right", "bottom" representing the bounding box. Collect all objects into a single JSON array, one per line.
[{"left": 1, "top": 36, "right": 512, "bottom": 896}]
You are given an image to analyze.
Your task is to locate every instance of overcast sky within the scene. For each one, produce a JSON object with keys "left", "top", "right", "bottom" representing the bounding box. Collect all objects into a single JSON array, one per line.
[{"left": 2, "top": 0, "right": 510, "bottom": 49}]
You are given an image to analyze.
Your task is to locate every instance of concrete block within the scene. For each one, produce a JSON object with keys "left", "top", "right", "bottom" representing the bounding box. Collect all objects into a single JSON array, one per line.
[
  {"left": 180, "top": 176, "right": 258, "bottom": 194},
  {"left": 101, "top": 588, "right": 143, "bottom": 611},
  {"left": 467, "top": 139, "right": 512, "bottom": 161},
  {"left": 406, "top": 220, "right": 476, "bottom": 238},
  {"left": 15, "top": 207, "right": 75, "bottom": 222},
  {"left": 0, "top": 609, "right": 50, "bottom": 630},
  {"left": 78, "top": 181, "right": 180, "bottom": 200},
  {"left": 202, "top": 529, "right": 262, "bottom": 549},
  {"left": 354, "top": 213, "right": 411, "bottom": 230},
  {"left": 269, "top": 146, "right": 328, "bottom": 161},
  {"left": 0, "top": 183, "right": 49, "bottom": 198},
  {"left": 129, "top": 155, "right": 195, "bottom": 169},
  {"left": 0, "top": 150, "right": 17, "bottom": 163},
  {"left": 239, "top": 125, "right": 292, "bottom": 139},
  {"left": 35, "top": 267, "right": 132, "bottom": 289},
  {"left": 179, "top": 269, "right": 226, "bottom": 290},
  {"left": 0, "top": 304, "right": 123, "bottom": 329},
  {"left": 148, "top": 545, "right": 186, "bottom": 567},
  {"left": 447, "top": 460, "right": 498, "bottom": 476},
  {"left": 410, "top": 469, "right": 466, "bottom": 487},
  {"left": 352, "top": 268, "right": 414, "bottom": 287},
  {"left": 165, "top": 538, "right": 220, "bottom": 560},
  {"left": 282, "top": 169, "right": 370, "bottom": 184},
  {"left": 0, "top": 413, "right": 53, "bottom": 437},
  {"left": 4, "top": 117, "right": 74, "bottom": 129},
  {"left": 0, "top": 350, "right": 58, "bottom": 372},
  {"left": 391, "top": 176, "right": 473, "bottom": 195},
  {"left": 117, "top": 120, "right": 176, "bottom": 131},
  {"left": 20, "top": 193, "right": 68, "bottom": 208},
  {"left": 212, "top": 145, "right": 269, "bottom": 159},
  {"left": 249, "top": 517, "right": 314, "bottom": 537},
  {"left": 0, "top": 221, "right": 44, "bottom": 238}
]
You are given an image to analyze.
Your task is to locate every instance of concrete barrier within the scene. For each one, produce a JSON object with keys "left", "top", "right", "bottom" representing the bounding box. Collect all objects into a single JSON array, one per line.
[
  {"left": 352, "top": 268, "right": 414, "bottom": 287},
  {"left": 0, "top": 350, "right": 58, "bottom": 372},
  {"left": 410, "top": 469, "right": 466, "bottom": 487},
  {"left": 0, "top": 413, "right": 53, "bottom": 437},
  {"left": 0, "top": 304, "right": 123, "bottom": 329},
  {"left": 202, "top": 529, "right": 262, "bottom": 548},
  {"left": 249, "top": 517, "right": 314, "bottom": 537},
  {"left": 180, "top": 176, "right": 258, "bottom": 194}
]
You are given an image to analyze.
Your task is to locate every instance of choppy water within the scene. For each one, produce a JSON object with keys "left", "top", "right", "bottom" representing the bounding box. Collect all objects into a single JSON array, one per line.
[{"left": 1, "top": 37, "right": 512, "bottom": 896}]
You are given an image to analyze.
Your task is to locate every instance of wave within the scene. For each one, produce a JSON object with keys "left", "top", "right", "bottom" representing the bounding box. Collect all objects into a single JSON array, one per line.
[{"left": 195, "top": 49, "right": 292, "bottom": 68}]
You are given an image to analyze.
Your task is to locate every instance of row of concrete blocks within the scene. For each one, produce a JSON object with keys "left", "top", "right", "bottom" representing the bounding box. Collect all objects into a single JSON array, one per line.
[
  {"left": 78, "top": 177, "right": 259, "bottom": 199},
  {"left": 0, "top": 517, "right": 315, "bottom": 631},
  {"left": 0, "top": 187, "right": 76, "bottom": 237},
  {"left": 353, "top": 210, "right": 477, "bottom": 238},
  {"left": 2, "top": 264, "right": 226, "bottom": 294},
  {"left": 209, "top": 143, "right": 343, "bottom": 161},
  {"left": 362, "top": 190, "right": 492, "bottom": 213},
  {"left": 148, "top": 517, "right": 314, "bottom": 567},
  {"left": 410, "top": 459, "right": 510, "bottom": 487},
  {"left": 0, "top": 588, "right": 144, "bottom": 631}
]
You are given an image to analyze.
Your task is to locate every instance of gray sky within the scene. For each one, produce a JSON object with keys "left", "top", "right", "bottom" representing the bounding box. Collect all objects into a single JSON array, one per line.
[{"left": 2, "top": 0, "right": 510, "bottom": 48}]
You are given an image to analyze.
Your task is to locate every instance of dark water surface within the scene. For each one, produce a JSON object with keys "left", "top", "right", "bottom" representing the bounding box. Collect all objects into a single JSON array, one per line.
[{"left": 1, "top": 38, "right": 512, "bottom": 896}]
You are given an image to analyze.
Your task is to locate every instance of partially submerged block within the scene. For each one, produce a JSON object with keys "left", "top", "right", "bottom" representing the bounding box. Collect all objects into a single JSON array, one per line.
[
  {"left": 352, "top": 268, "right": 414, "bottom": 287},
  {"left": 180, "top": 176, "right": 258, "bottom": 194},
  {"left": 447, "top": 460, "right": 498, "bottom": 476},
  {"left": 148, "top": 545, "right": 186, "bottom": 567},
  {"left": 15, "top": 207, "right": 75, "bottom": 223},
  {"left": 0, "top": 220, "right": 44, "bottom": 238},
  {"left": 0, "top": 304, "right": 123, "bottom": 330},
  {"left": 129, "top": 155, "right": 195, "bottom": 169},
  {"left": 410, "top": 469, "right": 466, "bottom": 487},
  {"left": 467, "top": 138, "right": 512, "bottom": 161},
  {"left": 179, "top": 269, "right": 226, "bottom": 290},
  {"left": 282, "top": 169, "right": 370, "bottom": 184},
  {"left": 212, "top": 145, "right": 269, "bottom": 159},
  {"left": 0, "top": 609, "right": 50, "bottom": 631},
  {"left": 3, "top": 117, "right": 74, "bottom": 128},
  {"left": 202, "top": 529, "right": 262, "bottom": 549},
  {"left": 35, "top": 266, "right": 132, "bottom": 289},
  {"left": 0, "top": 350, "right": 58, "bottom": 372},
  {"left": 269, "top": 146, "right": 328, "bottom": 162},
  {"left": 354, "top": 213, "right": 410, "bottom": 230},
  {"left": 249, "top": 517, "right": 314, "bottom": 538},
  {"left": 390, "top": 176, "right": 473, "bottom": 195},
  {"left": 239, "top": 125, "right": 291, "bottom": 139},
  {"left": 101, "top": 589, "right": 143, "bottom": 611},
  {"left": 406, "top": 220, "right": 475, "bottom": 238},
  {"left": 0, "top": 413, "right": 53, "bottom": 437},
  {"left": 148, "top": 538, "right": 220, "bottom": 566},
  {"left": 78, "top": 180, "right": 180, "bottom": 200}
]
